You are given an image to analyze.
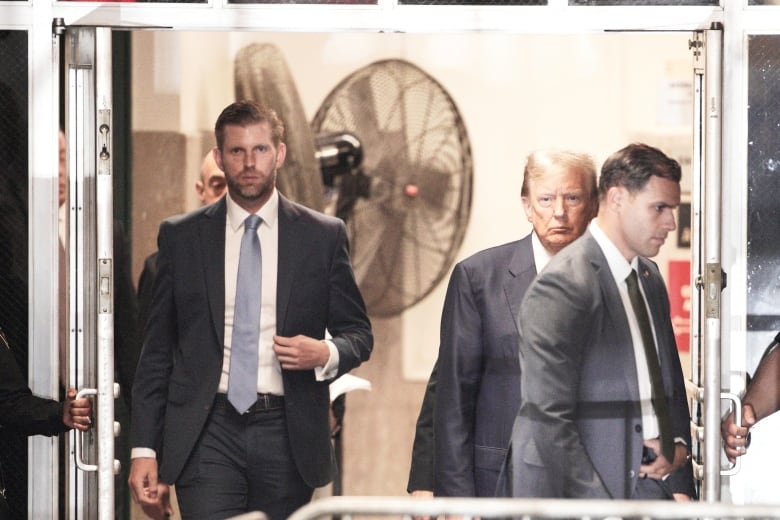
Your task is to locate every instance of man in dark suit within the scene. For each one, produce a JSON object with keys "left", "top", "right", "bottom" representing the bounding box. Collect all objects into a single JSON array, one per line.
[
  {"left": 499, "top": 143, "right": 696, "bottom": 500},
  {"left": 407, "top": 150, "right": 599, "bottom": 498},
  {"left": 128, "top": 100, "right": 373, "bottom": 520}
]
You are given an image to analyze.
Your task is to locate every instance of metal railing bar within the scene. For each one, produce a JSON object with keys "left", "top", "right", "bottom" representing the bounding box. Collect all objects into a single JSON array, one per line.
[{"left": 287, "top": 496, "right": 780, "bottom": 520}]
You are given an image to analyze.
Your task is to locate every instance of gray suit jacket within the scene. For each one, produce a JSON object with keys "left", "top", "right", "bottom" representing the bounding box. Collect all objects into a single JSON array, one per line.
[
  {"left": 131, "top": 194, "right": 373, "bottom": 488},
  {"left": 499, "top": 230, "right": 695, "bottom": 499},
  {"left": 426, "top": 234, "right": 537, "bottom": 497}
]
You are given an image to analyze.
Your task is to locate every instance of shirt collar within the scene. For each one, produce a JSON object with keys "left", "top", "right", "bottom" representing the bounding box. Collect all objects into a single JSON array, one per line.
[
  {"left": 589, "top": 218, "right": 638, "bottom": 284},
  {"left": 226, "top": 188, "right": 279, "bottom": 231},
  {"left": 530, "top": 231, "right": 554, "bottom": 272}
]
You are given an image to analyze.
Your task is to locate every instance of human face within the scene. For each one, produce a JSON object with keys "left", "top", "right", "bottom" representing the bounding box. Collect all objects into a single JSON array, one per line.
[
  {"left": 214, "top": 122, "right": 286, "bottom": 213},
  {"left": 612, "top": 175, "right": 680, "bottom": 260},
  {"left": 196, "top": 152, "right": 227, "bottom": 205},
  {"left": 522, "top": 164, "right": 596, "bottom": 254}
]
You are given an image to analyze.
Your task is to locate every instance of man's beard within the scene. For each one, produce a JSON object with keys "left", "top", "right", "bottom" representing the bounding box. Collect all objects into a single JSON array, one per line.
[{"left": 226, "top": 168, "right": 276, "bottom": 203}]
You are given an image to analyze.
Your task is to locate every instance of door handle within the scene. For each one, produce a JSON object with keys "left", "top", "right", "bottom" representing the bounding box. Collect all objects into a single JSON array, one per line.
[
  {"left": 720, "top": 392, "right": 742, "bottom": 476},
  {"left": 74, "top": 385, "right": 121, "bottom": 475}
]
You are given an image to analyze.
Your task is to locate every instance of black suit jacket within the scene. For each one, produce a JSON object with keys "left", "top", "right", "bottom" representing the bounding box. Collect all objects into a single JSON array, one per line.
[
  {"left": 131, "top": 194, "right": 372, "bottom": 488},
  {"left": 136, "top": 250, "right": 158, "bottom": 346},
  {"left": 408, "top": 235, "right": 537, "bottom": 497},
  {"left": 0, "top": 337, "right": 66, "bottom": 437}
]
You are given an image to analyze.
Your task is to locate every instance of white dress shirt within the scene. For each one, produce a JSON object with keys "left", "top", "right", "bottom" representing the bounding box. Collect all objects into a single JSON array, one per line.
[
  {"left": 530, "top": 231, "right": 554, "bottom": 274},
  {"left": 220, "top": 190, "right": 283, "bottom": 395},
  {"left": 589, "top": 220, "right": 660, "bottom": 441},
  {"left": 220, "top": 189, "right": 339, "bottom": 395}
]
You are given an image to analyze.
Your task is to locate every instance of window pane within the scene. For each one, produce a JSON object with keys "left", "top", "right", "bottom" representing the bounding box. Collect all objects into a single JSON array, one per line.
[{"left": 747, "top": 34, "right": 780, "bottom": 337}]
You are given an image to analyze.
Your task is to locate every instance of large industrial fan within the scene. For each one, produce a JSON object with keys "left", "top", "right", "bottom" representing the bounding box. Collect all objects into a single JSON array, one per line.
[
  {"left": 235, "top": 47, "right": 473, "bottom": 317},
  {"left": 311, "top": 59, "right": 473, "bottom": 316}
]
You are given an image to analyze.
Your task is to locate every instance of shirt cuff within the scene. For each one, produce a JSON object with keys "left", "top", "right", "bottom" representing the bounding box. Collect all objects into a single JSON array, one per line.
[
  {"left": 314, "top": 339, "right": 339, "bottom": 381},
  {"left": 131, "top": 447, "right": 157, "bottom": 459}
]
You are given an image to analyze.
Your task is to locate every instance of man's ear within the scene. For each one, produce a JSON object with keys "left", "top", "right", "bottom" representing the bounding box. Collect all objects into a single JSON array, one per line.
[
  {"left": 521, "top": 196, "right": 533, "bottom": 222},
  {"left": 212, "top": 147, "right": 223, "bottom": 171},
  {"left": 606, "top": 186, "right": 624, "bottom": 211},
  {"left": 276, "top": 142, "right": 287, "bottom": 169}
]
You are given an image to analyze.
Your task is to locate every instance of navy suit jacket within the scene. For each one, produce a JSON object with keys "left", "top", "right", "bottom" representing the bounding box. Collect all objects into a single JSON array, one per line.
[
  {"left": 499, "top": 231, "right": 695, "bottom": 499},
  {"left": 422, "top": 234, "right": 536, "bottom": 497},
  {"left": 131, "top": 194, "right": 373, "bottom": 488}
]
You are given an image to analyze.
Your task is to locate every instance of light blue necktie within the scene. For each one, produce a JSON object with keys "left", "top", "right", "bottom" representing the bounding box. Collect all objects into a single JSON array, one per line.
[{"left": 228, "top": 214, "right": 262, "bottom": 414}]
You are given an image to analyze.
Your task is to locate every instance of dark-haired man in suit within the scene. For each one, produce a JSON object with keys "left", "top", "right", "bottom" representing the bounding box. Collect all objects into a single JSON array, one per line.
[
  {"left": 129, "top": 100, "right": 373, "bottom": 520},
  {"left": 499, "top": 143, "right": 696, "bottom": 501}
]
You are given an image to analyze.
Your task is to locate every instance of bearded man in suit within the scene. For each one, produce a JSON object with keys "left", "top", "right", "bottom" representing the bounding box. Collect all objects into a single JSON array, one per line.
[{"left": 128, "top": 100, "right": 373, "bottom": 519}]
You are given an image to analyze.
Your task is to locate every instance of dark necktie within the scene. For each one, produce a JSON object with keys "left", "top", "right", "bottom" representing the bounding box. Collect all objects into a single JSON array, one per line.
[
  {"left": 625, "top": 268, "right": 675, "bottom": 462},
  {"left": 228, "top": 214, "right": 262, "bottom": 414}
]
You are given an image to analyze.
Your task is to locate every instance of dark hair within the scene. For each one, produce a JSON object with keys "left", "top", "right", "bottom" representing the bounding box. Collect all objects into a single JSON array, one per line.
[
  {"left": 214, "top": 100, "right": 285, "bottom": 151},
  {"left": 598, "top": 143, "right": 681, "bottom": 199}
]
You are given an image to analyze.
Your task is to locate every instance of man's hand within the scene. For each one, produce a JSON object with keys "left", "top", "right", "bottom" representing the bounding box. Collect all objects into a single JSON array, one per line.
[
  {"left": 273, "top": 335, "right": 329, "bottom": 370},
  {"left": 721, "top": 404, "right": 756, "bottom": 462},
  {"left": 129, "top": 457, "right": 171, "bottom": 519},
  {"left": 638, "top": 439, "right": 688, "bottom": 480},
  {"left": 140, "top": 482, "right": 173, "bottom": 520},
  {"left": 62, "top": 388, "right": 92, "bottom": 431}
]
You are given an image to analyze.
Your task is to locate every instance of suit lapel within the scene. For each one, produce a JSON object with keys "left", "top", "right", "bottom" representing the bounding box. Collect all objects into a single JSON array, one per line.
[
  {"left": 584, "top": 234, "right": 642, "bottom": 404},
  {"left": 505, "top": 234, "right": 537, "bottom": 336},
  {"left": 276, "top": 196, "right": 301, "bottom": 334},
  {"left": 200, "top": 199, "right": 227, "bottom": 349}
]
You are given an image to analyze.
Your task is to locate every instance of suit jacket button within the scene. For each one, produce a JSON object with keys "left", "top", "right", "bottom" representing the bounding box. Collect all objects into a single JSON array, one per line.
[
  {"left": 629, "top": 470, "right": 636, "bottom": 478},
  {"left": 635, "top": 424, "right": 642, "bottom": 433}
]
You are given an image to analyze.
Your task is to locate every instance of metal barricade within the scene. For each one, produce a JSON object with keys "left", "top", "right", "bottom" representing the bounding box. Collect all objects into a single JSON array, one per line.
[{"left": 287, "top": 496, "right": 780, "bottom": 520}]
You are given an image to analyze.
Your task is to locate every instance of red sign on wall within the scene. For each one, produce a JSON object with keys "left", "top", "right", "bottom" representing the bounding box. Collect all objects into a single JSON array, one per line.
[{"left": 668, "top": 260, "right": 691, "bottom": 352}]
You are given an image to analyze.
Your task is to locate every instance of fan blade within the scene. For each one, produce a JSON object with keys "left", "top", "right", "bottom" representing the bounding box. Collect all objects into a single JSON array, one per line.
[{"left": 234, "top": 43, "right": 323, "bottom": 212}]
